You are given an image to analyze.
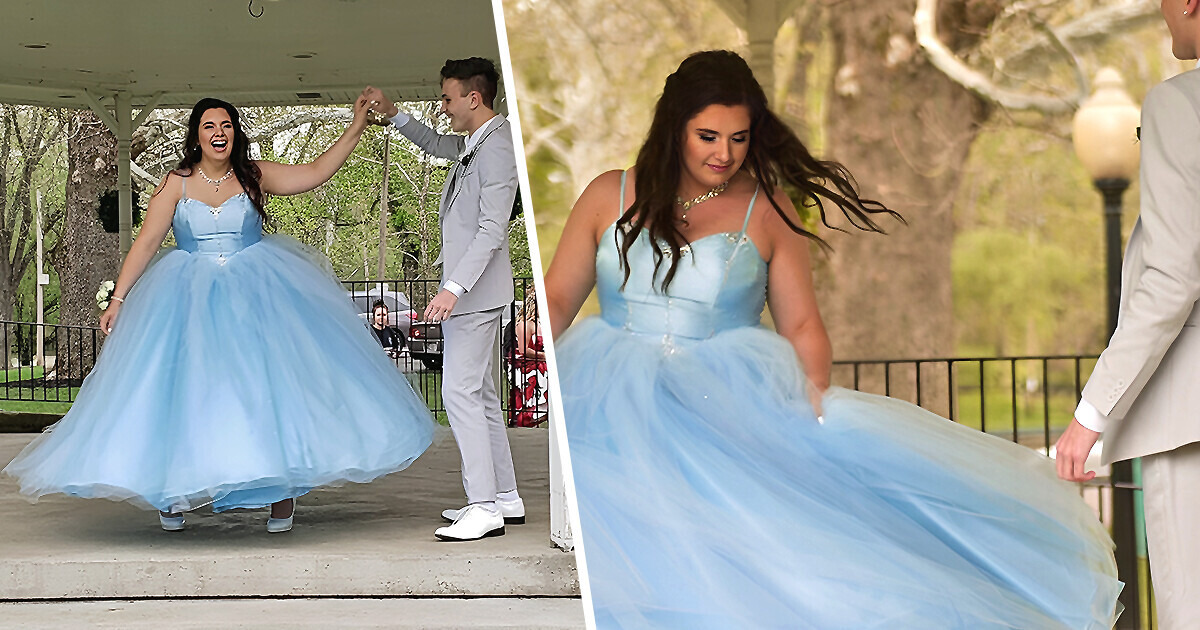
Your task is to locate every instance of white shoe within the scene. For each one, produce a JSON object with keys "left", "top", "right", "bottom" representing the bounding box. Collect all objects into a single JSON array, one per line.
[
  {"left": 441, "top": 496, "right": 525, "bottom": 525},
  {"left": 158, "top": 511, "right": 185, "bottom": 532},
  {"left": 266, "top": 498, "right": 295, "bottom": 534},
  {"left": 434, "top": 504, "right": 505, "bottom": 541}
]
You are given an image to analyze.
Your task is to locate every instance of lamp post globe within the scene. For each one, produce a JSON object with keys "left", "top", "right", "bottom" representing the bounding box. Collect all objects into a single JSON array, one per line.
[{"left": 1071, "top": 67, "right": 1141, "bottom": 336}]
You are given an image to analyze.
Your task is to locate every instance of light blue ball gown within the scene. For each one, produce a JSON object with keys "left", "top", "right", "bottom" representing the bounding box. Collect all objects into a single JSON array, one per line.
[
  {"left": 556, "top": 173, "right": 1122, "bottom": 629},
  {"left": 3, "top": 183, "right": 436, "bottom": 513}
]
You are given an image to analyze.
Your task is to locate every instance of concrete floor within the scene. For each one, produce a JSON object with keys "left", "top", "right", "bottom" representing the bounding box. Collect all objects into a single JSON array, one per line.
[{"left": 0, "top": 428, "right": 579, "bottom": 609}]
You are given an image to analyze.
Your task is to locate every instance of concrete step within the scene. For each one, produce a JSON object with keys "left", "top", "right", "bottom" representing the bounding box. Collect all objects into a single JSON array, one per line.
[
  {"left": 0, "top": 597, "right": 587, "bottom": 629},
  {"left": 0, "top": 428, "right": 578, "bottom": 600}
]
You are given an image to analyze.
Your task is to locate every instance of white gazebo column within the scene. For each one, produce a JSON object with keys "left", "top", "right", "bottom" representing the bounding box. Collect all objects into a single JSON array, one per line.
[
  {"left": 82, "top": 90, "right": 164, "bottom": 257},
  {"left": 549, "top": 404, "right": 574, "bottom": 550},
  {"left": 746, "top": 0, "right": 778, "bottom": 102},
  {"left": 116, "top": 92, "right": 133, "bottom": 256},
  {"left": 712, "top": 0, "right": 804, "bottom": 102}
]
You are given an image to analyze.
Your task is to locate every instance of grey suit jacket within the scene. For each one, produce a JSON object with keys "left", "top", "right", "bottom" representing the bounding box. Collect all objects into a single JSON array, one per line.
[
  {"left": 394, "top": 114, "right": 517, "bottom": 315},
  {"left": 1082, "top": 69, "right": 1200, "bottom": 465}
]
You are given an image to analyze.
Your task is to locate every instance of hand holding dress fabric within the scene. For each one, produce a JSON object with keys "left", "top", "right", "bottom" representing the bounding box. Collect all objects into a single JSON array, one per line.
[
  {"left": 99, "top": 303, "right": 119, "bottom": 335},
  {"left": 1056, "top": 418, "right": 1102, "bottom": 482}
]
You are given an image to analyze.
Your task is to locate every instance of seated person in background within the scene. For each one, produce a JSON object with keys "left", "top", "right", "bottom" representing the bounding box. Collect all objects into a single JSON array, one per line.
[
  {"left": 504, "top": 292, "right": 547, "bottom": 427},
  {"left": 370, "top": 299, "right": 405, "bottom": 357}
]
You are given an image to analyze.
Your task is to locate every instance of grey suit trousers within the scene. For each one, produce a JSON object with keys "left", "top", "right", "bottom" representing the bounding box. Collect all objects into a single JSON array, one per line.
[
  {"left": 1143, "top": 442, "right": 1200, "bottom": 628},
  {"left": 441, "top": 307, "right": 518, "bottom": 504}
]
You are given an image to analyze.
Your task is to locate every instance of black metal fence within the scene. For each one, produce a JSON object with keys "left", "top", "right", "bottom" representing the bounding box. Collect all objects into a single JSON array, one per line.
[
  {"left": 0, "top": 321, "right": 104, "bottom": 404},
  {"left": 833, "top": 354, "right": 1099, "bottom": 452},
  {"left": 0, "top": 277, "right": 547, "bottom": 428},
  {"left": 834, "top": 354, "right": 1149, "bottom": 629},
  {"left": 340, "top": 277, "right": 545, "bottom": 427}
]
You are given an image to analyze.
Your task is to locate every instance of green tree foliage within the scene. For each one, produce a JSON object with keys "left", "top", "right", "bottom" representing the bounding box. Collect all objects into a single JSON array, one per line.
[
  {"left": 6, "top": 101, "right": 532, "bottom": 326},
  {"left": 1, "top": 106, "right": 67, "bottom": 323}
]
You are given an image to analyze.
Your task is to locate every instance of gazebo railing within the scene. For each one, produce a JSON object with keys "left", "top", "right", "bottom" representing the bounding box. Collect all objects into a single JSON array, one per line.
[{"left": 833, "top": 354, "right": 1099, "bottom": 455}]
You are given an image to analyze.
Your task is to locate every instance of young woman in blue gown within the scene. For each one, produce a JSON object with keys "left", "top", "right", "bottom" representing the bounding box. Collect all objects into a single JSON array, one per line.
[
  {"left": 3, "top": 97, "right": 435, "bottom": 533},
  {"left": 544, "top": 50, "right": 1122, "bottom": 628}
]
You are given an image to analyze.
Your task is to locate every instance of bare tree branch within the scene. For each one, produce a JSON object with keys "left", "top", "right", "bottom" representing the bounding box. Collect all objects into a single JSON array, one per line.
[
  {"left": 1028, "top": 16, "right": 1089, "bottom": 102},
  {"left": 249, "top": 109, "right": 351, "bottom": 144},
  {"left": 521, "top": 115, "right": 570, "bottom": 157},
  {"left": 914, "top": 0, "right": 1078, "bottom": 113},
  {"left": 1004, "top": 0, "right": 1160, "bottom": 68}
]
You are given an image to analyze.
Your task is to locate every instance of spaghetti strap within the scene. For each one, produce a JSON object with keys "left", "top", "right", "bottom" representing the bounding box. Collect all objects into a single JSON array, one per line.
[
  {"left": 180, "top": 174, "right": 187, "bottom": 200},
  {"left": 619, "top": 170, "right": 627, "bottom": 219},
  {"left": 739, "top": 185, "right": 760, "bottom": 235}
]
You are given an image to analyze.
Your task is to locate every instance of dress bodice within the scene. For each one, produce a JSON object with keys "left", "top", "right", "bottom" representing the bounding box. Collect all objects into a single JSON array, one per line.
[
  {"left": 173, "top": 191, "right": 263, "bottom": 265},
  {"left": 596, "top": 175, "right": 767, "bottom": 341}
]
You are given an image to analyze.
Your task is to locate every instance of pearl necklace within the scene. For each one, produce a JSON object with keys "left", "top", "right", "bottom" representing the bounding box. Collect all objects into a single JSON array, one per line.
[
  {"left": 198, "top": 167, "right": 235, "bottom": 191},
  {"left": 675, "top": 182, "right": 728, "bottom": 227}
]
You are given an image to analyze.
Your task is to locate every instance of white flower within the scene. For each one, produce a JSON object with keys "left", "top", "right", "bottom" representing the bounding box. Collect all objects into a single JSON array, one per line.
[
  {"left": 98, "top": 300, "right": 109, "bottom": 310},
  {"left": 96, "top": 290, "right": 106, "bottom": 301},
  {"left": 103, "top": 280, "right": 115, "bottom": 291}
]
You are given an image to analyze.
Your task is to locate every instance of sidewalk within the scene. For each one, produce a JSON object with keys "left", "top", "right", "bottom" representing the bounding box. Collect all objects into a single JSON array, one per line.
[{"left": 0, "top": 428, "right": 579, "bottom": 602}]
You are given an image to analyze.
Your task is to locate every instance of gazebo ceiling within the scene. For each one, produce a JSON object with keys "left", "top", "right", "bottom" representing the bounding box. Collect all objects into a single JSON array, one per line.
[{"left": 0, "top": 0, "right": 502, "bottom": 109}]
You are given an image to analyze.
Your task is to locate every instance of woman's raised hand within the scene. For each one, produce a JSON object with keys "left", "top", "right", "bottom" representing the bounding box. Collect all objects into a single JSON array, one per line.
[{"left": 351, "top": 95, "right": 371, "bottom": 131}]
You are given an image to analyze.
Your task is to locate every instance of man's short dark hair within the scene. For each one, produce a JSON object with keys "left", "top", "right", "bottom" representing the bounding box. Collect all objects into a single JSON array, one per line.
[{"left": 441, "top": 57, "right": 500, "bottom": 109}]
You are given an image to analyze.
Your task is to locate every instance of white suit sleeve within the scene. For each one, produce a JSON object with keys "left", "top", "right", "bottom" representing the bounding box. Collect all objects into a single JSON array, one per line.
[{"left": 1080, "top": 81, "right": 1200, "bottom": 425}]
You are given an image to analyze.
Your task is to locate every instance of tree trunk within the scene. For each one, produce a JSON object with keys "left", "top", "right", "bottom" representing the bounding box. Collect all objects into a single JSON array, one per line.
[
  {"left": 56, "top": 111, "right": 120, "bottom": 328},
  {"left": 817, "top": 2, "right": 995, "bottom": 413},
  {"left": 51, "top": 111, "right": 119, "bottom": 379}
]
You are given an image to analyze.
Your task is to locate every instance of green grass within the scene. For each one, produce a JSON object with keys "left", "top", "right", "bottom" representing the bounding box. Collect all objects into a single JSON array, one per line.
[
  {"left": 0, "top": 367, "right": 77, "bottom": 414},
  {"left": 406, "top": 369, "right": 441, "bottom": 402},
  {"left": 0, "top": 366, "right": 45, "bottom": 384},
  {"left": 0, "top": 398, "right": 73, "bottom": 414},
  {"left": 952, "top": 389, "right": 1077, "bottom": 448}
]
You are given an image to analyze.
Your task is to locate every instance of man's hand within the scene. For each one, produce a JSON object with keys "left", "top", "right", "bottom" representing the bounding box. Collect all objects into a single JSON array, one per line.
[
  {"left": 1055, "top": 418, "right": 1102, "bottom": 482},
  {"left": 424, "top": 289, "right": 459, "bottom": 323},
  {"left": 362, "top": 86, "right": 399, "bottom": 119}
]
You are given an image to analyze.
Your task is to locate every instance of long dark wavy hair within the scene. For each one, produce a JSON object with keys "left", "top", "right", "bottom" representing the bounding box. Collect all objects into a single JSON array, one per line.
[
  {"left": 171, "top": 98, "right": 267, "bottom": 219},
  {"left": 618, "top": 50, "right": 902, "bottom": 290}
]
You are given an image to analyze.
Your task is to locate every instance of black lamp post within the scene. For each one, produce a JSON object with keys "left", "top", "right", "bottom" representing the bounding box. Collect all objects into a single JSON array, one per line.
[
  {"left": 1072, "top": 67, "right": 1142, "bottom": 629},
  {"left": 1095, "top": 179, "right": 1130, "bottom": 334}
]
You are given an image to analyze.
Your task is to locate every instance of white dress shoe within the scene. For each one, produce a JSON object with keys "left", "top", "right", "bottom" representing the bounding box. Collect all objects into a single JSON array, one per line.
[
  {"left": 435, "top": 504, "right": 505, "bottom": 541},
  {"left": 266, "top": 498, "right": 295, "bottom": 534},
  {"left": 441, "top": 496, "right": 525, "bottom": 524},
  {"left": 158, "top": 511, "right": 185, "bottom": 532}
]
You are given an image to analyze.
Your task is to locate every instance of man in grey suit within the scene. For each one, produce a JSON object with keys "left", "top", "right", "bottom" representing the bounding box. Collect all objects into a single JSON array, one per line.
[
  {"left": 1056, "top": 4, "right": 1200, "bottom": 623},
  {"left": 363, "top": 58, "right": 522, "bottom": 541}
]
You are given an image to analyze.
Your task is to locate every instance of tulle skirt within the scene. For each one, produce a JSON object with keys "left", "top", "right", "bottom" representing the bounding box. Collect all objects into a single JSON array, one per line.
[
  {"left": 559, "top": 316, "right": 1122, "bottom": 629},
  {"left": 4, "top": 235, "right": 435, "bottom": 512}
]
